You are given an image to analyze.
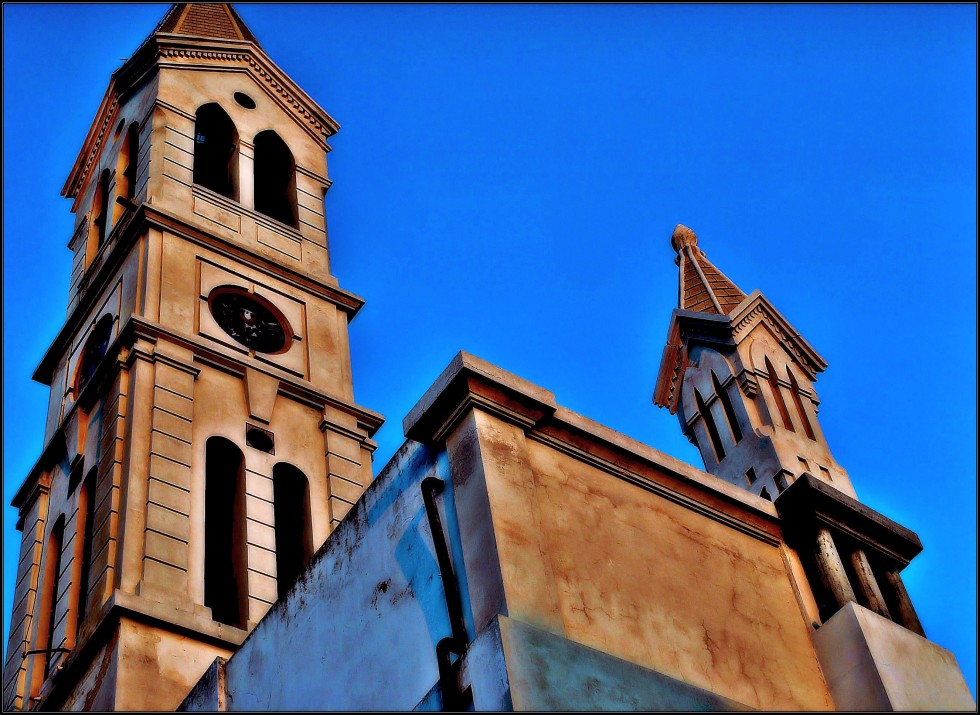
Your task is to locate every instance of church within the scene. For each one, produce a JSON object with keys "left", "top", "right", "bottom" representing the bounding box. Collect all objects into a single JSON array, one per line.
[{"left": 2, "top": 4, "right": 974, "bottom": 711}]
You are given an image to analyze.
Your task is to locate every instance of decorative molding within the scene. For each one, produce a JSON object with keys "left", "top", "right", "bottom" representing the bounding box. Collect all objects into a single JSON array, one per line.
[
  {"left": 67, "top": 37, "right": 339, "bottom": 201},
  {"left": 157, "top": 45, "right": 337, "bottom": 140},
  {"left": 736, "top": 369, "right": 760, "bottom": 398}
]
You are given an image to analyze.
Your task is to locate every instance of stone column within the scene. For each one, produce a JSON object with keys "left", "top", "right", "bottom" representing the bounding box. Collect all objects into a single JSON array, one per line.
[
  {"left": 813, "top": 526, "right": 856, "bottom": 612},
  {"left": 882, "top": 568, "right": 925, "bottom": 637},
  {"left": 848, "top": 548, "right": 890, "bottom": 618}
]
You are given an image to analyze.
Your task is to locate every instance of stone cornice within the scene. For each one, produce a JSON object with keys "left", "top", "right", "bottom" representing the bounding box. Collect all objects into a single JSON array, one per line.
[
  {"left": 64, "top": 34, "right": 339, "bottom": 201},
  {"left": 124, "top": 316, "right": 384, "bottom": 439},
  {"left": 403, "top": 352, "right": 557, "bottom": 444},
  {"left": 34, "top": 202, "right": 364, "bottom": 386},
  {"left": 729, "top": 291, "right": 827, "bottom": 379},
  {"left": 776, "top": 473, "right": 922, "bottom": 568},
  {"left": 653, "top": 291, "right": 828, "bottom": 416},
  {"left": 404, "top": 352, "right": 781, "bottom": 543},
  {"left": 16, "top": 316, "right": 384, "bottom": 515}
]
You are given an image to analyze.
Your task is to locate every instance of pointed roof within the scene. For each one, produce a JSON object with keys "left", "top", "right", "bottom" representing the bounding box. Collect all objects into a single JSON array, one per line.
[
  {"left": 63, "top": 3, "right": 340, "bottom": 201},
  {"left": 671, "top": 225, "right": 747, "bottom": 315},
  {"left": 154, "top": 3, "right": 260, "bottom": 45},
  {"left": 654, "top": 224, "right": 827, "bottom": 414},
  {"left": 654, "top": 224, "right": 748, "bottom": 413}
]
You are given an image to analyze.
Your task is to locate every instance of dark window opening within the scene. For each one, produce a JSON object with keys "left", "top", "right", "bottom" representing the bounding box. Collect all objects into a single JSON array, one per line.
[
  {"left": 695, "top": 387, "right": 726, "bottom": 461},
  {"left": 33, "top": 516, "right": 65, "bottom": 694},
  {"left": 775, "top": 472, "right": 790, "bottom": 493},
  {"left": 245, "top": 424, "right": 275, "bottom": 453},
  {"left": 234, "top": 92, "right": 256, "bottom": 109},
  {"left": 76, "top": 468, "right": 98, "bottom": 625},
  {"left": 205, "top": 437, "right": 248, "bottom": 629},
  {"left": 75, "top": 315, "right": 115, "bottom": 397},
  {"left": 765, "top": 357, "right": 795, "bottom": 432},
  {"left": 194, "top": 103, "right": 239, "bottom": 201},
  {"left": 745, "top": 467, "right": 757, "bottom": 486},
  {"left": 92, "top": 169, "right": 111, "bottom": 249},
  {"left": 787, "top": 367, "right": 817, "bottom": 441},
  {"left": 760, "top": 487, "right": 773, "bottom": 502},
  {"left": 273, "top": 463, "right": 313, "bottom": 600},
  {"left": 253, "top": 130, "right": 297, "bottom": 227},
  {"left": 711, "top": 371, "right": 743, "bottom": 444},
  {"left": 120, "top": 123, "right": 140, "bottom": 204}
]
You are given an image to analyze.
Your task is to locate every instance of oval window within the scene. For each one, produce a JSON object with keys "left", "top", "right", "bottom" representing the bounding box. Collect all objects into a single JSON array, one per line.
[
  {"left": 208, "top": 286, "right": 291, "bottom": 354},
  {"left": 234, "top": 92, "right": 256, "bottom": 110}
]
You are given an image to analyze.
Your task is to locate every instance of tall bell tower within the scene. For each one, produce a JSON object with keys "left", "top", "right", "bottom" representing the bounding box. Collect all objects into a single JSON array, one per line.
[
  {"left": 654, "top": 224, "right": 855, "bottom": 501},
  {"left": 3, "top": 4, "right": 382, "bottom": 710}
]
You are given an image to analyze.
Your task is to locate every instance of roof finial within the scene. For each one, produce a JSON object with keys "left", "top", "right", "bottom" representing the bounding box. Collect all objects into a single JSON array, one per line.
[{"left": 671, "top": 224, "right": 698, "bottom": 252}]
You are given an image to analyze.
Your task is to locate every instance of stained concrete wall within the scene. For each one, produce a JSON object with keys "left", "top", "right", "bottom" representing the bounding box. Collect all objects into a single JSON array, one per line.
[
  {"left": 442, "top": 405, "right": 833, "bottom": 711},
  {"left": 182, "top": 440, "right": 455, "bottom": 711},
  {"left": 813, "top": 602, "right": 976, "bottom": 711}
]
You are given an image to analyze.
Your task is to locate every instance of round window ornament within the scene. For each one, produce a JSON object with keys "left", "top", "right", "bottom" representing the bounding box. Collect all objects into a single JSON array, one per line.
[
  {"left": 208, "top": 286, "right": 291, "bottom": 354},
  {"left": 234, "top": 92, "right": 257, "bottom": 109}
]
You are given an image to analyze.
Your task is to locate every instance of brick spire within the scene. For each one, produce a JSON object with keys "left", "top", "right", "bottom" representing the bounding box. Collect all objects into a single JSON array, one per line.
[
  {"left": 653, "top": 225, "right": 748, "bottom": 412},
  {"left": 671, "top": 224, "right": 746, "bottom": 315},
  {"left": 154, "top": 3, "right": 260, "bottom": 45}
]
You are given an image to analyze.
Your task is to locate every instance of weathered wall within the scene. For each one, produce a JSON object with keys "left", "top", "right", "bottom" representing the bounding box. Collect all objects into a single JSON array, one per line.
[
  {"left": 443, "top": 404, "right": 834, "bottom": 710},
  {"left": 114, "top": 618, "right": 233, "bottom": 711},
  {"left": 526, "top": 437, "right": 833, "bottom": 710},
  {"left": 812, "top": 602, "right": 975, "bottom": 711},
  {"left": 497, "top": 615, "right": 748, "bottom": 711},
  {"left": 182, "top": 440, "right": 454, "bottom": 711}
]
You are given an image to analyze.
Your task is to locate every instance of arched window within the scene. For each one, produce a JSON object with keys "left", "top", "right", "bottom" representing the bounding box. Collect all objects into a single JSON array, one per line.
[
  {"left": 89, "top": 169, "right": 111, "bottom": 253},
  {"left": 194, "top": 104, "right": 239, "bottom": 201},
  {"left": 765, "top": 357, "right": 794, "bottom": 432},
  {"left": 711, "top": 371, "right": 742, "bottom": 444},
  {"left": 204, "top": 437, "right": 248, "bottom": 629},
  {"left": 253, "top": 130, "right": 297, "bottom": 227},
  {"left": 74, "top": 314, "right": 115, "bottom": 398},
  {"left": 695, "top": 387, "right": 726, "bottom": 461},
  {"left": 272, "top": 463, "right": 313, "bottom": 599},
  {"left": 114, "top": 123, "right": 140, "bottom": 220},
  {"left": 75, "top": 468, "right": 98, "bottom": 627},
  {"left": 32, "top": 516, "right": 65, "bottom": 696},
  {"left": 786, "top": 367, "right": 816, "bottom": 441}
]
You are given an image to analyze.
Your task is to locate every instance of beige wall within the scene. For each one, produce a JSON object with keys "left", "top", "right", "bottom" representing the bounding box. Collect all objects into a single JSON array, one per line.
[
  {"left": 445, "top": 402, "right": 834, "bottom": 710},
  {"left": 7, "top": 31, "right": 378, "bottom": 712},
  {"left": 526, "top": 439, "right": 832, "bottom": 709}
]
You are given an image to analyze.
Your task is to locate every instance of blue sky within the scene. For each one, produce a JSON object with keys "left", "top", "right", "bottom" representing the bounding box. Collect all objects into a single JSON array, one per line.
[{"left": 3, "top": 3, "right": 976, "bottom": 698}]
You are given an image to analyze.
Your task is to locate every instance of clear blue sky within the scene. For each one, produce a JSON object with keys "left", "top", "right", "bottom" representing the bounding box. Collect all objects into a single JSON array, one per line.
[{"left": 3, "top": 3, "right": 976, "bottom": 698}]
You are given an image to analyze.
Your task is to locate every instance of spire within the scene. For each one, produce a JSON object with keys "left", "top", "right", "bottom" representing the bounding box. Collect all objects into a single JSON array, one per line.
[
  {"left": 154, "top": 3, "right": 260, "bottom": 45},
  {"left": 671, "top": 224, "right": 746, "bottom": 315}
]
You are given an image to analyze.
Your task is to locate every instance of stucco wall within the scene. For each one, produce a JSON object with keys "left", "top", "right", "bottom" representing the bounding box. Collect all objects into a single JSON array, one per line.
[
  {"left": 183, "top": 440, "right": 454, "bottom": 711},
  {"left": 524, "top": 439, "right": 833, "bottom": 710}
]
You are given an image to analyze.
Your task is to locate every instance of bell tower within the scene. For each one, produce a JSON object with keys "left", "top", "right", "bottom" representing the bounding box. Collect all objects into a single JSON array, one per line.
[
  {"left": 654, "top": 224, "right": 855, "bottom": 501},
  {"left": 3, "top": 4, "right": 382, "bottom": 711}
]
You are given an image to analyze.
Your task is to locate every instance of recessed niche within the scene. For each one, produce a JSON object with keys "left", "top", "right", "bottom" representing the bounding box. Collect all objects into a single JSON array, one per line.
[
  {"left": 245, "top": 424, "right": 275, "bottom": 453},
  {"left": 234, "top": 92, "right": 257, "bottom": 109}
]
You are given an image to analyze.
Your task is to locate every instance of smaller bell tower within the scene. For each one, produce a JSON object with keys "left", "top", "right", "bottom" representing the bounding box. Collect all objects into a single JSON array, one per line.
[{"left": 654, "top": 224, "right": 855, "bottom": 501}]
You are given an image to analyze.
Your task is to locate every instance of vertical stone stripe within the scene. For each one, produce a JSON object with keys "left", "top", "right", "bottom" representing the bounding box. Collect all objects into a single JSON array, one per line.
[
  {"left": 245, "top": 469, "right": 277, "bottom": 625},
  {"left": 90, "top": 370, "right": 128, "bottom": 609},
  {"left": 138, "top": 357, "right": 196, "bottom": 605},
  {"left": 323, "top": 427, "right": 369, "bottom": 532},
  {"left": 1, "top": 495, "right": 48, "bottom": 712}
]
